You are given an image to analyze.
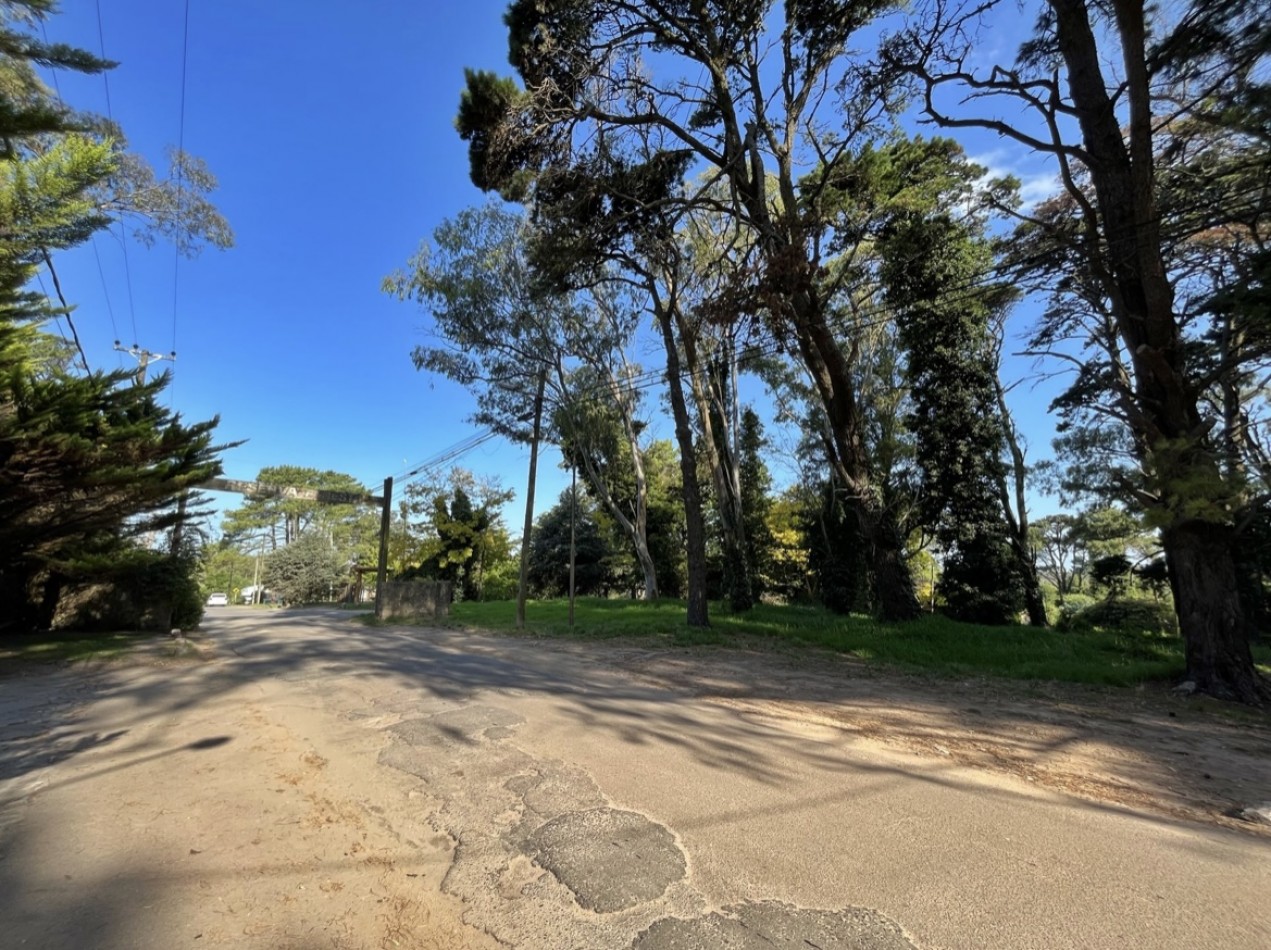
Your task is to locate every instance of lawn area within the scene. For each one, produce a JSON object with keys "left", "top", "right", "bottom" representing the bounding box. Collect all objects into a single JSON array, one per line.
[
  {"left": 441, "top": 597, "right": 1271, "bottom": 688},
  {"left": 0, "top": 629, "right": 158, "bottom": 675}
]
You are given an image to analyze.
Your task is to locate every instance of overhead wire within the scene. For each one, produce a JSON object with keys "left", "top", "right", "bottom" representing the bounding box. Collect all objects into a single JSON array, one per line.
[
  {"left": 390, "top": 178, "right": 1271, "bottom": 481},
  {"left": 170, "top": 0, "right": 192, "bottom": 368},
  {"left": 94, "top": 0, "right": 140, "bottom": 349},
  {"left": 39, "top": 17, "right": 120, "bottom": 369}
]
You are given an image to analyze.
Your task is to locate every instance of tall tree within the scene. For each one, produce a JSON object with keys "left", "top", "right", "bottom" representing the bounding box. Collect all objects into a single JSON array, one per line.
[
  {"left": 401, "top": 468, "right": 515, "bottom": 601},
  {"left": 737, "top": 406, "right": 774, "bottom": 602},
  {"left": 263, "top": 531, "right": 345, "bottom": 606},
  {"left": 891, "top": 0, "right": 1270, "bottom": 700},
  {"left": 0, "top": 1, "right": 229, "bottom": 631},
  {"left": 521, "top": 151, "right": 715, "bottom": 624},
  {"left": 387, "top": 203, "right": 670, "bottom": 601},
  {"left": 882, "top": 212, "right": 1023, "bottom": 623},
  {"left": 528, "top": 486, "right": 614, "bottom": 596},
  {"left": 458, "top": 0, "right": 922, "bottom": 620}
]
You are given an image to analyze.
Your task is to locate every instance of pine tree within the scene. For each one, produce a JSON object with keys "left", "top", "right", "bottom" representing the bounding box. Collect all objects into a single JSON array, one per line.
[
  {"left": 0, "top": 1, "right": 228, "bottom": 632},
  {"left": 882, "top": 213, "right": 1023, "bottom": 624}
]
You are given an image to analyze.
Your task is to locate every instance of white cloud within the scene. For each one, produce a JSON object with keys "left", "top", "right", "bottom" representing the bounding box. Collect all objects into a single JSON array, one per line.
[{"left": 970, "top": 151, "right": 1059, "bottom": 210}]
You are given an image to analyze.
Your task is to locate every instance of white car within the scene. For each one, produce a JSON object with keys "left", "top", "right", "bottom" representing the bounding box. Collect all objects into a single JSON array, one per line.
[{"left": 206, "top": 592, "right": 229, "bottom": 607}]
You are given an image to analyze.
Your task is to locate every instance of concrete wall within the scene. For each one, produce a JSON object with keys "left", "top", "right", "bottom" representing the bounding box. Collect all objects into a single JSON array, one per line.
[{"left": 379, "top": 580, "right": 453, "bottom": 620}]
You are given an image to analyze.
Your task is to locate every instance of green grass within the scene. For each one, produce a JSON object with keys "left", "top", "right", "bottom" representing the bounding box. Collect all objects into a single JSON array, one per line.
[
  {"left": 439, "top": 597, "right": 1271, "bottom": 688},
  {"left": 0, "top": 629, "right": 157, "bottom": 675}
]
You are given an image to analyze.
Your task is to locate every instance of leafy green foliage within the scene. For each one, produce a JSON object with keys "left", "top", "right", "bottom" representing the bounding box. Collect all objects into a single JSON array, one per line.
[
  {"left": 0, "top": 1, "right": 230, "bottom": 634},
  {"left": 878, "top": 178, "right": 1021, "bottom": 623},
  {"left": 460, "top": 0, "right": 923, "bottom": 620},
  {"left": 1089, "top": 555, "right": 1133, "bottom": 599},
  {"left": 528, "top": 487, "right": 614, "bottom": 596},
  {"left": 455, "top": 68, "right": 534, "bottom": 198},
  {"left": 804, "top": 480, "right": 871, "bottom": 615},
  {"left": 221, "top": 466, "right": 376, "bottom": 555},
  {"left": 199, "top": 542, "right": 256, "bottom": 600},
  {"left": 262, "top": 532, "right": 345, "bottom": 605},
  {"left": 0, "top": 368, "right": 223, "bottom": 631},
  {"left": 1059, "top": 598, "right": 1178, "bottom": 637},
  {"left": 737, "top": 407, "right": 774, "bottom": 600},
  {"left": 400, "top": 473, "right": 515, "bottom": 602},
  {"left": 384, "top": 202, "right": 579, "bottom": 442}
]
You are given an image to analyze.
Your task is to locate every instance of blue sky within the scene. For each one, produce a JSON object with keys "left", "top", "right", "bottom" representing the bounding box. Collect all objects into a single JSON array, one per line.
[{"left": 40, "top": 1, "right": 1065, "bottom": 537}]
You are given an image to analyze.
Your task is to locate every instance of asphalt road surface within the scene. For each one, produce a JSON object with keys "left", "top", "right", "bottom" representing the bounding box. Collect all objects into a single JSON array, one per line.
[{"left": 2, "top": 607, "right": 1267, "bottom": 949}]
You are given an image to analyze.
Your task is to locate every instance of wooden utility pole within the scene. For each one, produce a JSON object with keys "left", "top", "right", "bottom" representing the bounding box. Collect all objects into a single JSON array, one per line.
[
  {"left": 114, "top": 342, "right": 175, "bottom": 385},
  {"left": 516, "top": 372, "right": 546, "bottom": 630},
  {"left": 374, "top": 476, "right": 393, "bottom": 620}
]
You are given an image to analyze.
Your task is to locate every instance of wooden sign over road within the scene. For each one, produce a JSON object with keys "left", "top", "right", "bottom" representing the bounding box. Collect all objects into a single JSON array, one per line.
[{"left": 202, "top": 477, "right": 384, "bottom": 507}]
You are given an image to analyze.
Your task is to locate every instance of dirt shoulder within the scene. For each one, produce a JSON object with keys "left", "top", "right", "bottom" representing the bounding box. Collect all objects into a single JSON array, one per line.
[
  {"left": 580, "top": 638, "right": 1271, "bottom": 838},
  {"left": 0, "top": 638, "right": 498, "bottom": 950}
]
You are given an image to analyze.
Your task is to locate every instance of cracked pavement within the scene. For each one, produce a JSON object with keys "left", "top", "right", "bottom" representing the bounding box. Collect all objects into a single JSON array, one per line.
[{"left": 2, "top": 607, "right": 1268, "bottom": 949}]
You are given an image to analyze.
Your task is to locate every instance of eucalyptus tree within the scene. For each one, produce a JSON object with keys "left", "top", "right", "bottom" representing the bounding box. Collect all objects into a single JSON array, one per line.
[
  {"left": 457, "top": 0, "right": 923, "bottom": 620},
  {"left": 677, "top": 199, "right": 761, "bottom": 610},
  {"left": 555, "top": 360, "right": 661, "bottom": 600},
  {"left": 386, "top": 203, "right": 667, "bottom": 602},
  {"left": 515, "top": 149, "right": 716, "bottom": 624}
]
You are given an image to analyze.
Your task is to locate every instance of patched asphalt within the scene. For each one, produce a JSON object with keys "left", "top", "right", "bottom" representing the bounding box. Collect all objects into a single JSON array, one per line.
[{"left": 527, "top": 807, "right": 686, "bottom": 912}]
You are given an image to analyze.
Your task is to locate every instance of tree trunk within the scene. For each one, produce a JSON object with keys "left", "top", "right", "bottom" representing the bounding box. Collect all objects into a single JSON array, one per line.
[
  {"left": 1017, "top": 544, "right": 1049, "bottom": 627},
  {"left": 994, "top": 355, "right": 1047, "bottom": 627},
  {"left": 792, "top": 307, "right": 920, "bottom": 621},
  {"left": 574, "top": 447, "right": 659, "bottom": 602},
  {"left": 1166, "top": 521, "right": 1267, "bottom": 703},
  {"left": 656, "top": 304, "right": 709, "bottom": 627},
  {"left": 516, "top": 372, "right": 545, "bottom": 629},
  {"left": 676, "top": 309, "right": 752, "bottom": 611},
  {"left": 1051, "top": 0, "right": 1260, "bottom": 697},
  {"left": 632, "top": 533, "right": 659, "bottom": 602},
  {"left": 859, "top": 498, "right": 921, "bottom": 621}
]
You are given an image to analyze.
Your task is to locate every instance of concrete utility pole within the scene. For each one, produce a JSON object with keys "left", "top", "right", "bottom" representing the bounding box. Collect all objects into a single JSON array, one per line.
[
  {"left": 114, "top": 342, "right": 175, "bottom": 385},
  {"left": 116, "top": 339, "right": 184, "bottom": 630}
]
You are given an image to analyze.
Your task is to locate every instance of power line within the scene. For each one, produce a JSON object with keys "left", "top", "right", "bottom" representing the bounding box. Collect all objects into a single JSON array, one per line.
[
  {"left": 94, "top": 0, "right": 140, "bottom": 349},
  {"left": 394, "top": 181, "right": 1271, "bottom": 478},
  {"left": 394, "top": 429, "right": 503, "bottom": 487},
  {"left": 170, "top": 0, "right": 192, "bottom": 365},
  {"left": 40, "top": 17, "right": 121, "bottom": 368},
  {"left": 90, "top": 241, "right": 123, "bottom": 368}
]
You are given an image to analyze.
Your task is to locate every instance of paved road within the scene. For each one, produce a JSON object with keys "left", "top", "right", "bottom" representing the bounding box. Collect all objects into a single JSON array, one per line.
[{"left": 2, "top": 608, "right": 1268, "bottom": 948}]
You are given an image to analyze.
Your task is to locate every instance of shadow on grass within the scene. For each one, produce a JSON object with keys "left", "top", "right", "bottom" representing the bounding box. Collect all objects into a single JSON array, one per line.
[
  {"left": 0, "top": 629, "right": 160, "bottom": 677},
  {"left": 432, "top": 597, "right": 1265, "bottom": 689}
]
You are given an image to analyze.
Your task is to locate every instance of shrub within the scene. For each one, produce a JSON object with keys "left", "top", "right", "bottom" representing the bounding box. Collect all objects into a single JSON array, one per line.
[
  {"left": 50, "top": 548, "right": 204, "bottom": 632},
  {"left": 1062, "top": 597, "right": 1177, "bottom": 636},
  {"left": 1052, "top": 592, "right": 1097, "bottom": 629}
]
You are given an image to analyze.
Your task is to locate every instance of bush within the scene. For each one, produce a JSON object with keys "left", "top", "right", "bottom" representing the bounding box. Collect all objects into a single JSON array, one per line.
[
  {"left": 1061, "top": 597, "right": 1177, "bottom": 636},
  {"left": 263, "top": 532, "right": 344, "bottom": 604},
  {"left": 480, "top": 559, "right": 520, "bottom": 601},
  {"left": 1053, "top": 592, "right": 1097, "bottom": 629},
  {"left": 50, "top": 548, "right": 204, "bottom": 632}
]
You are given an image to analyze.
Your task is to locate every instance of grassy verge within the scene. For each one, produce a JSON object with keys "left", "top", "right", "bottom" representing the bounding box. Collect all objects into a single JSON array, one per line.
[
  {"left": 438, "top": 597, "right": 1271, "bottom": 688},
  {"left": 0, "top": 629, "right": 158, "bottom": 675}
]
